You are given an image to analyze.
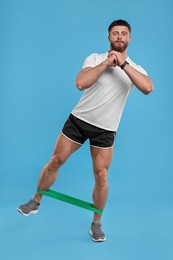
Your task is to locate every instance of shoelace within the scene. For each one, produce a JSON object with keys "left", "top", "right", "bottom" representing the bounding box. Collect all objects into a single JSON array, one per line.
[{"left": 23, "top": 199, "right": 39, "bottom": 210}]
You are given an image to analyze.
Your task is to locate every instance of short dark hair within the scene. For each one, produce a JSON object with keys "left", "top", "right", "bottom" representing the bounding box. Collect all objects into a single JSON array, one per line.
[{"left": 108, "top": 19, "right": 131, "bottom": 33}]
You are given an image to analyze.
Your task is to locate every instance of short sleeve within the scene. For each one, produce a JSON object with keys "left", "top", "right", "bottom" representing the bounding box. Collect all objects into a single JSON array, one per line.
[
  {"left": 82, "top": 53, "right": 97, "bottom": 69},
  {"left": 131, "top": 64, "right": 148, "bottom": 76},
  {"left": 136, "top": 66, "right": 148, "bottom": 76}
]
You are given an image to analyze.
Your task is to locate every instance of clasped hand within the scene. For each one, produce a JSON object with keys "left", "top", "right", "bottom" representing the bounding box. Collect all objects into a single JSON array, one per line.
[{"left": 106, "top": 50, "right": 124, "bottom": 67}]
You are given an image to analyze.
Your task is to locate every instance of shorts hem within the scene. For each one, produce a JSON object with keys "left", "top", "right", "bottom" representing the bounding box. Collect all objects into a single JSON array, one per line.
[
  {"left": 90, "top": 144, "right": 114, "bottom": 149},
  {"left": 61, "top": 132, "right": 82, "bottom": 146}
]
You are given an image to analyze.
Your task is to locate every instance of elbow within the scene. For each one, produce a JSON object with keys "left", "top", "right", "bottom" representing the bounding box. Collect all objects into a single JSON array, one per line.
[
  {"left": 76, "top": 83, "right": 83, "bottom": 91},
  {"left": 75, "top": 78, "right": 83, "bottom": 91},
  {"left": 143, "top": 82, "right": 154, "bottom": 95}
]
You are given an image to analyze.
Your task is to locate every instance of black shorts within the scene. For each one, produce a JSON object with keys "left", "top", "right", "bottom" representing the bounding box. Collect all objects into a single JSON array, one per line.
[{"left": 61, "top": 114, "right": 116, "bottom": 148}]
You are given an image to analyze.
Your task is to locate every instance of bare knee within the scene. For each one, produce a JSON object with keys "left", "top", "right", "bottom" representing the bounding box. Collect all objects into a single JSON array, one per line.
[
  {"left": 51, "top": 153, "right": 66, "bottom": 168},
  {"left": 42, "top": 153, "right": 66, "bottom": 174},
  {"left": 95, "top": 168, "right": 108, "bottom": 187}
]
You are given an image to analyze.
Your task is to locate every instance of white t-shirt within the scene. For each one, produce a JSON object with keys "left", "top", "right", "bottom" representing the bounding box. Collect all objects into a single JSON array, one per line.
[{"left": 72, "top": 52, "right": 147, "bottom": 131}]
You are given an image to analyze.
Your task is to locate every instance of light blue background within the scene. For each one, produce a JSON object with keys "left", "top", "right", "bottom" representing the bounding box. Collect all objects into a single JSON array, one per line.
[{"left": 1, "top": 0, "right": 173, "bottom": 259}]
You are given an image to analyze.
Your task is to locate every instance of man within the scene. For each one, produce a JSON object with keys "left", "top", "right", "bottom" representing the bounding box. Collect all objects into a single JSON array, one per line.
[{"left": 17, "top": 19, "right": 153, "bottom": 242}]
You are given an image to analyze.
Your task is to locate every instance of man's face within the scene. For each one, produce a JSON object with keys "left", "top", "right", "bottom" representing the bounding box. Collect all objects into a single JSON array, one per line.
[{"left": 108, "top": 26, "right": 131, "bottom": 52}]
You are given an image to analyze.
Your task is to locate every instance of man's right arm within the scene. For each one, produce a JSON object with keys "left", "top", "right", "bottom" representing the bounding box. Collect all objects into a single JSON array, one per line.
[{"left": 75, "top": 54, "right": 116, "bottom": 90}]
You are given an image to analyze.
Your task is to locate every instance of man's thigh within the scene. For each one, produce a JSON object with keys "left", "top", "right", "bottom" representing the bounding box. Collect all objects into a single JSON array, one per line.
[
  {"left": 52, "top": 133, "right": 81, "bottom": 162},
  {"left": 90, "top": 146, "right": 114, "bottom": 173}
]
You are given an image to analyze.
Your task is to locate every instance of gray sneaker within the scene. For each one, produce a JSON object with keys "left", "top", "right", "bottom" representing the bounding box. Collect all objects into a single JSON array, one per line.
[
  {"left": 17, "top": 199, "right": 40, "bottom": 216},
  {"left": 90, "top": 220, "right": 106, "bottom": 242}
]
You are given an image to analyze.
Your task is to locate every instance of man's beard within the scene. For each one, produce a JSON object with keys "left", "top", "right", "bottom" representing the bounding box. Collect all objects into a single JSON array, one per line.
[{"left": 111, "top": 41, "right": 129, "bottom": 52}]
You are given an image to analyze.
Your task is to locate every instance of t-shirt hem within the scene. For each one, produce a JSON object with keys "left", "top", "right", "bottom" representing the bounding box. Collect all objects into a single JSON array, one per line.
[{"left": 71, "top": 112, "right": 117, "bottom": 132}]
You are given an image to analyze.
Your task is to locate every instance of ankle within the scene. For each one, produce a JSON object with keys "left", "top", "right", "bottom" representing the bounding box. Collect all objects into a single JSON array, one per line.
[
  {"left": 34, "top": 192, "right": 43, "bottom": 204},
  {"left": 93, "top": 219, "right": 101, "bottom": 225}
]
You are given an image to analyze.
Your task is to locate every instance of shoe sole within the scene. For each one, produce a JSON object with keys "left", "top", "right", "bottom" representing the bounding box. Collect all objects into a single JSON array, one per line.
[
  {"left": 90, "top": 229, "right": 106, "bottom": 242},
  {"left": 17, "top": 208, "right": 38, "bottom": 217}
]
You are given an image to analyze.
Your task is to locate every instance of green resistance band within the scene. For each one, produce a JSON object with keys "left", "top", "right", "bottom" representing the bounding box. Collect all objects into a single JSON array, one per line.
[{"left": 37, "top": 189, "right": 103, "bottom": 214}]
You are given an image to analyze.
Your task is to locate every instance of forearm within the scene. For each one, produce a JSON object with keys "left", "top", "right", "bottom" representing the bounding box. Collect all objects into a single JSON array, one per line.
[
  {"left": 123, "top": 64, "right": 154, "bottom": 94},
  {"left": 76, "top": 61, "right": 108, "bottom": 90}
]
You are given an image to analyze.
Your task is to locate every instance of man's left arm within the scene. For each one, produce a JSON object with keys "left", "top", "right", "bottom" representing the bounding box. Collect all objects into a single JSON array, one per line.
[
  {"left": 109, "top": 50, "right": 154, "bottom": 95},
  {"left": 123, "top": 65, "right": 153, "bottom": 95}
]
